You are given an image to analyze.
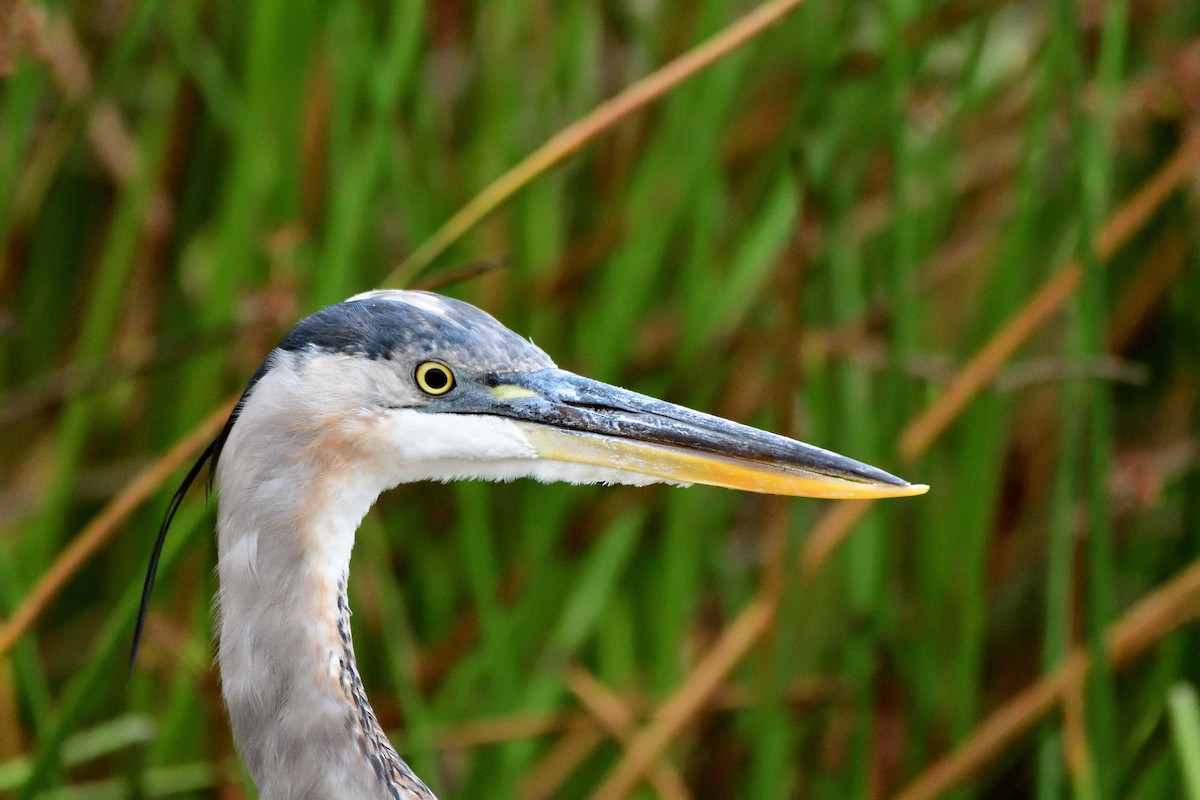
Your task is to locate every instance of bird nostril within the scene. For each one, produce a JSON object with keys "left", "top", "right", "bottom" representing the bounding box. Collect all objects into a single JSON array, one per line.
[{"left": 561, "top": 399, "right": 635, "bottom": 415}]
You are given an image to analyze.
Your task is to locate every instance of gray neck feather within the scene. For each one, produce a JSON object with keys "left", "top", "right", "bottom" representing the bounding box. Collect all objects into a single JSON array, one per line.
[{"left": 215, "top": 435, "right": 436, "bottom": 800}]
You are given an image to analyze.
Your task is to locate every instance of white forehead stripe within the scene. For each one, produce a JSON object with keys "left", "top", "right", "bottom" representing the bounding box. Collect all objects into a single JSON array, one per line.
[
  {"left": 398, "top": 293, "right": 449, "bottom": 317},
  {"left": 346, "top": 289, "right": 449, "bottom": 318},
  {"left": 346, "top": 288, "right": 405, "bottom": 302}
]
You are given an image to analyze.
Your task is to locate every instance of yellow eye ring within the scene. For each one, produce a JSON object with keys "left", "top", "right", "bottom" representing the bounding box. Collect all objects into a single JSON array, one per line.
[{"left": 415, "top": 361, "right": 455, "bottom": 395}]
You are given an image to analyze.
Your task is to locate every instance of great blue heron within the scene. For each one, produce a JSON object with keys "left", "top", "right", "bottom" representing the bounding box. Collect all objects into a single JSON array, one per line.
[{"left": 132, "top": 289, "right": 927, "bottom": 799}]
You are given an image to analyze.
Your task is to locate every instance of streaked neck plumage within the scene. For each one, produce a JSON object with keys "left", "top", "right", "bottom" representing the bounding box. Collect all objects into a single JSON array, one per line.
[{"left": 215, "top": 378, "right": 436, "bottom": 800}]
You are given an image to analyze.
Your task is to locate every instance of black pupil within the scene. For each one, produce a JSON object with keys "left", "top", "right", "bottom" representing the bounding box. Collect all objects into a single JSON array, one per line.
[{"left": 424, "top": 367, "right": 449, "bottom": 390}]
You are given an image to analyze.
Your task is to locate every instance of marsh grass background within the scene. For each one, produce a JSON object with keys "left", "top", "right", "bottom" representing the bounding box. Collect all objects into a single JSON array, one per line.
[{"left": 2, "top": 0, "right": 1200, "bottom": 797}]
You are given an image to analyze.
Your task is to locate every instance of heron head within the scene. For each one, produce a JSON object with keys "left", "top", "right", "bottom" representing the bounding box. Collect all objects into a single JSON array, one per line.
[{"left": 212, "top": 289, "right": 927, "bottom": 499}]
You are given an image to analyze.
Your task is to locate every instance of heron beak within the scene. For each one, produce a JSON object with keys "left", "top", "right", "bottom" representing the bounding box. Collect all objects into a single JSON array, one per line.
[{"left": 484, "top": 369, "right": 927, "bottom": 500}]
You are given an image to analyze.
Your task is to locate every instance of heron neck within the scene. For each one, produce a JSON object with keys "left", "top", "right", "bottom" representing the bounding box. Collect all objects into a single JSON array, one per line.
[{"left": 215, "top": 455, "right": 435, "bottom": 800}]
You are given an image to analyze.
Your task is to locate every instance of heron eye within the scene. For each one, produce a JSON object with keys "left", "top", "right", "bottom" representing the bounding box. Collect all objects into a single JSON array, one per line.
[{"left": 415, "top": 361, "right": 455, "bottom": 395}]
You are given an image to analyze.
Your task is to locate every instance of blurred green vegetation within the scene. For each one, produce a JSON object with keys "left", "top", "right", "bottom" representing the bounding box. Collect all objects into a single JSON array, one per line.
[{"left": 2, "top": 0, "right": 1200, "bottom": 798}]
